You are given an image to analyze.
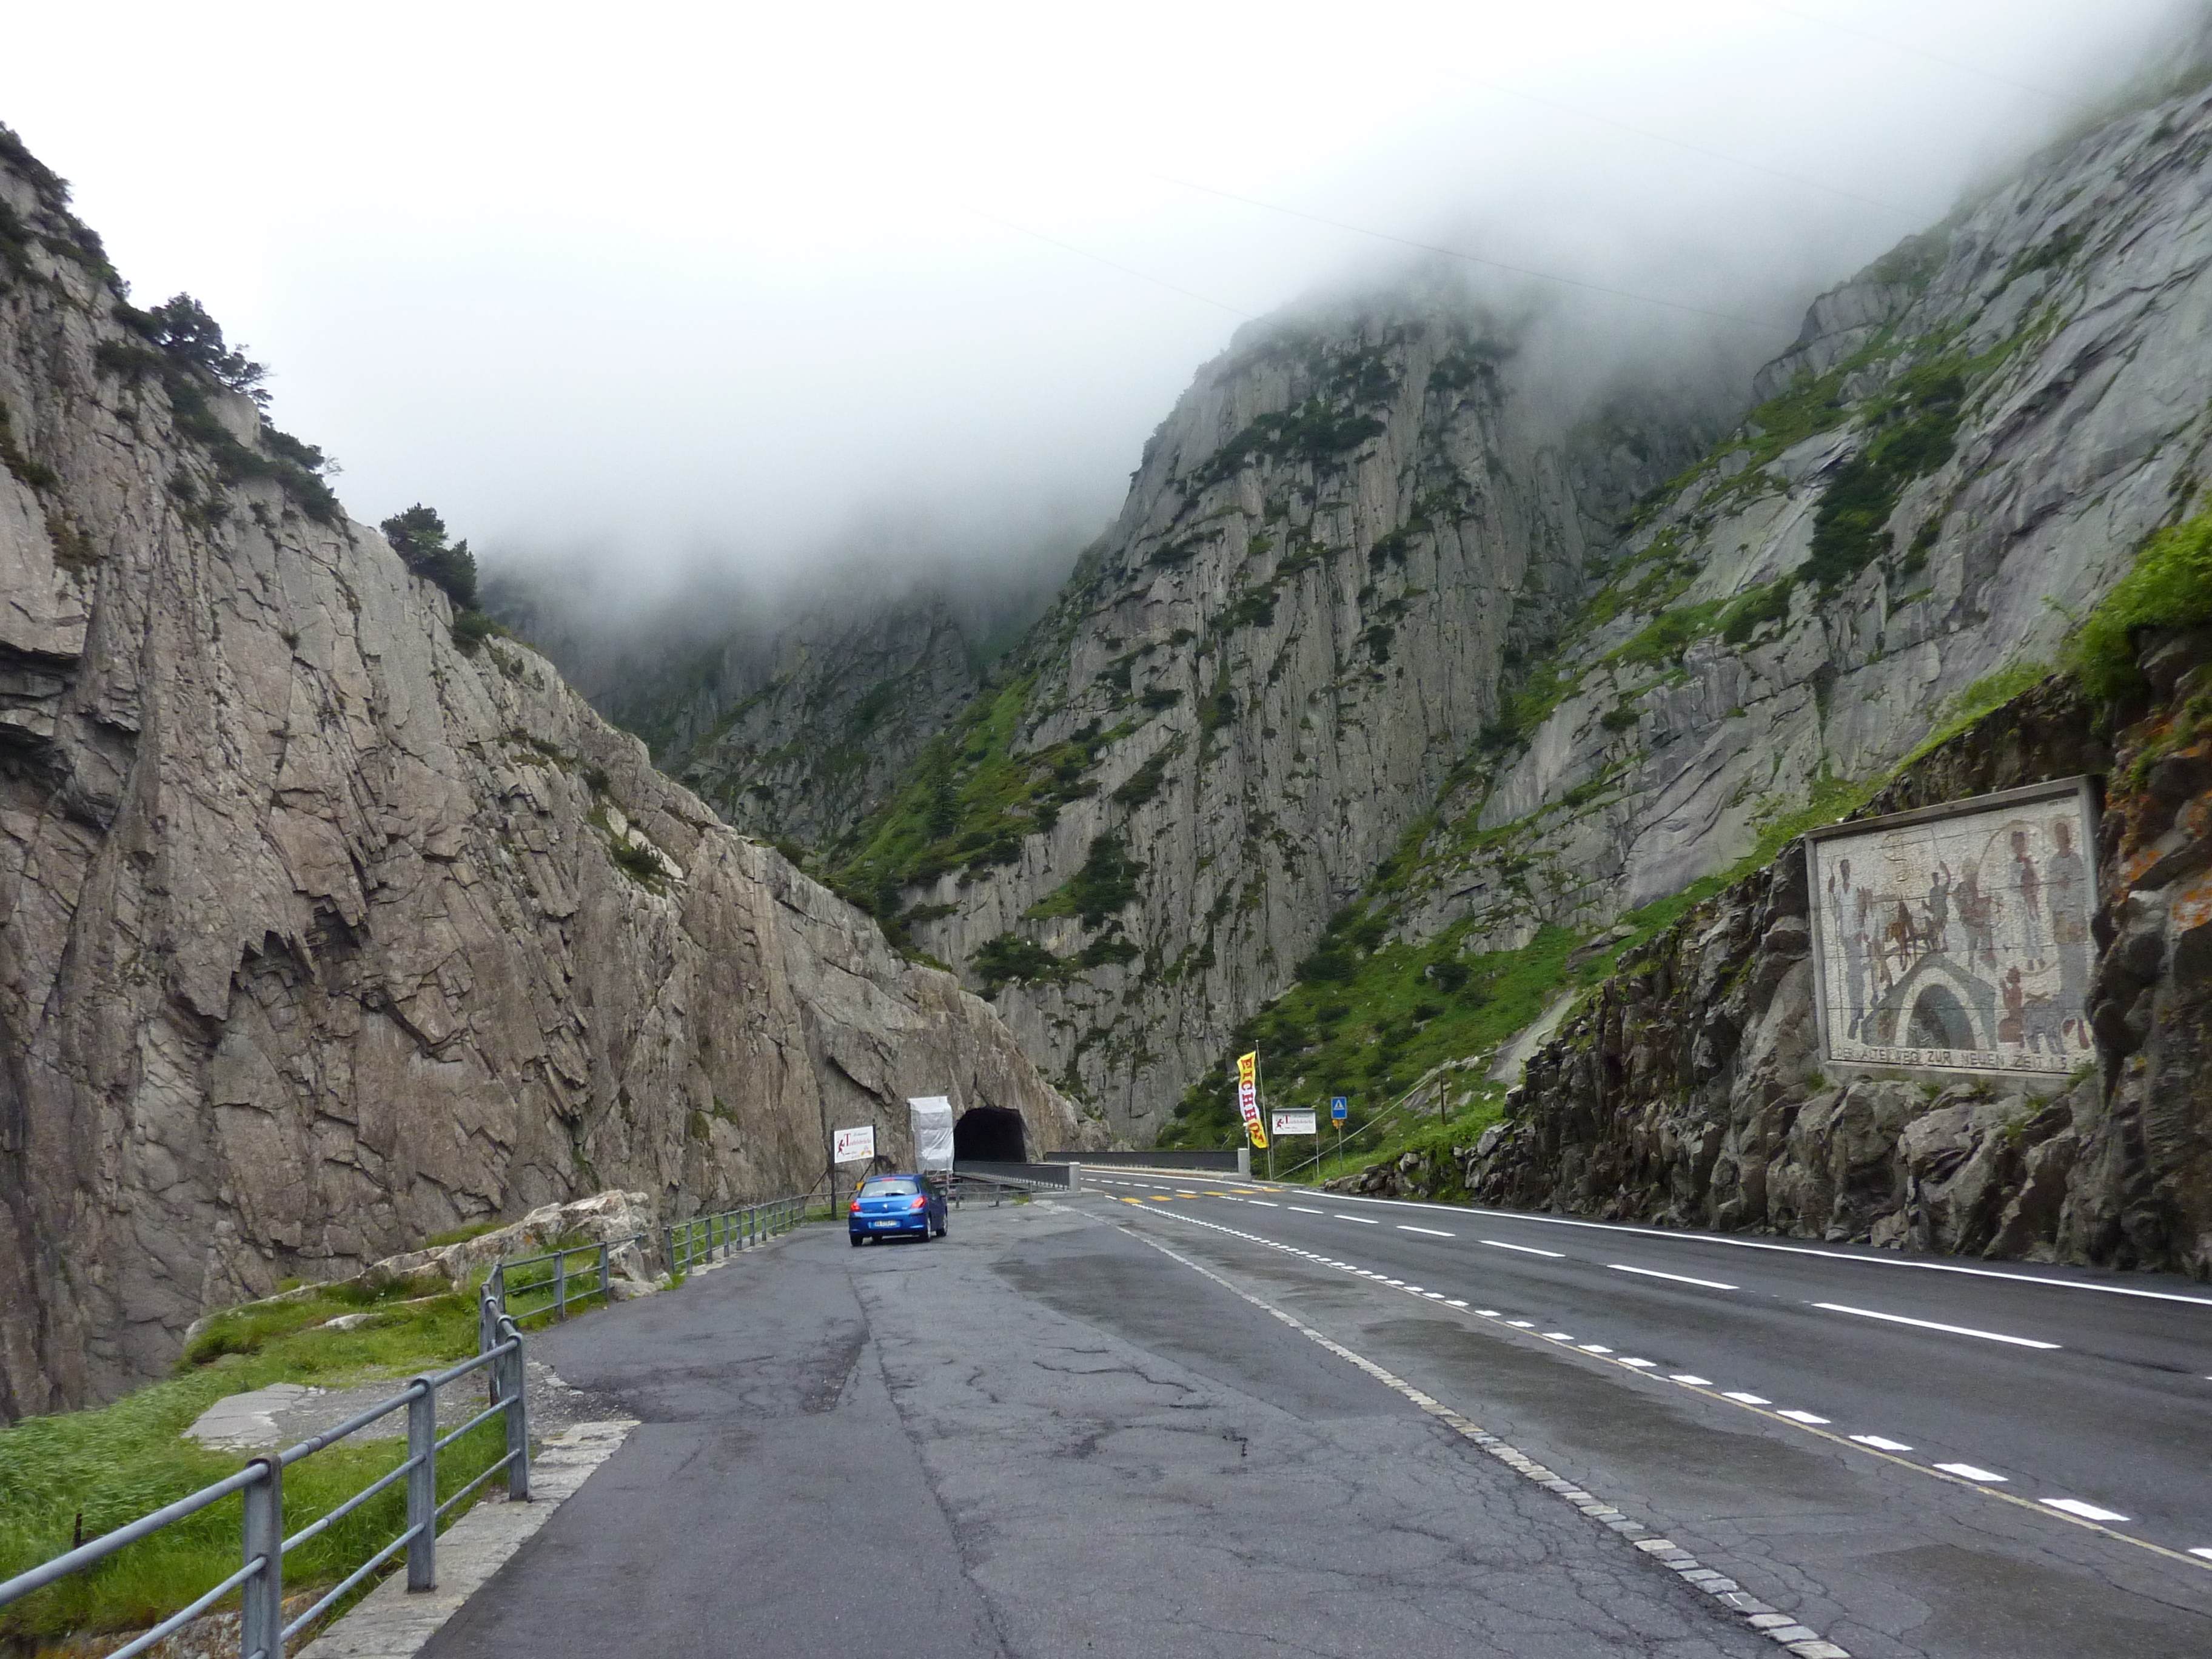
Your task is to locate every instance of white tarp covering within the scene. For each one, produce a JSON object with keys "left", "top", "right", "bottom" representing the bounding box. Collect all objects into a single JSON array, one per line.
[{"left": 908, "top": 1095, "right": 955, "bottom": 1171}]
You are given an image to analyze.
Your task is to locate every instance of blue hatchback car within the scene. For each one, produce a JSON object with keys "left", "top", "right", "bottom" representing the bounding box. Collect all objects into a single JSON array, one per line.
[{"left": 848, "top": 1173, "right": 947, "bottom": 1245}]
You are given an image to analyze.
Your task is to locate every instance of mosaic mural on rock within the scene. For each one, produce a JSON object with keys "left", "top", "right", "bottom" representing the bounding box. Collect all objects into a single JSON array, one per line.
[{"left": 1806, "top": 779, "right": 2098, "bottom": 1075}]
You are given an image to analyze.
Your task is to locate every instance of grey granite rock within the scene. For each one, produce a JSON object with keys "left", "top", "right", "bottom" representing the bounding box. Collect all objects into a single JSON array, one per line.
[{"left": 0, "top": 147, "right": 1078, "bottom": 1415}]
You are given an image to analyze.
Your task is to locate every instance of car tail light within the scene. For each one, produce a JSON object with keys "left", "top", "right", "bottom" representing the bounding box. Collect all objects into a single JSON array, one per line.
[
  {"left": 910, "top": 1195, "right": 928, "bottom": 1210},
  {"left": 850, "top": 1199, "right": 861, "bottom": 1213}
]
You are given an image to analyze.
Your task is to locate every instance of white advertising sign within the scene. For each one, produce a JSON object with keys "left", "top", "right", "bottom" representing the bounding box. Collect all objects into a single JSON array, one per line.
[
  {"left": 1270, "top": 1110, "right": 1318, "bottom": 1136},
  {"left": 832, "top": 1124, "right": 876, "bottom": 1164}
]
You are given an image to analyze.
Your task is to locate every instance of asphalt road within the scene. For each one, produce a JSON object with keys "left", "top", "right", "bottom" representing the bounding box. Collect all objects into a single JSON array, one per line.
[
  {"left": 1086, "top": 1173, "right": 2212, "bottom": 1656},
  {"left": 418, "top": 1187, "right": 2212, "bottom": 1658}
]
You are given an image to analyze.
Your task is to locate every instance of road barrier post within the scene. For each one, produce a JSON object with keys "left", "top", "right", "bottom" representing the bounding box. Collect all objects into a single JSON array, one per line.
[
  {"left": 240, "top": 1458, "right": 283, "bottom": 1658},
  {"left": 406, "top": 1379, "right": 437, "bottom": 1590}
]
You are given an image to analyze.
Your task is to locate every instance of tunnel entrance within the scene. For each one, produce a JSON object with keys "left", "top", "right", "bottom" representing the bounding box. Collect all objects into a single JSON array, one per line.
[{"left": 954, "top": 1105, "right": 1027, "bottom": 1163}]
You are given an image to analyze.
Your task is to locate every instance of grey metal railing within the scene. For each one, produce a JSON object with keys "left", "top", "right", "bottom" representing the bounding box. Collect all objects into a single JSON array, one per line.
[
  {"left": 951, "top": 1160, "right": 1079, "bottom": 1191},
  {"left": 490, "top": 1236, "right": 640, "bottom": 1322},
  {"left": 0, "top": 1290, "right": 529, "bottom": 1659},
  {"left": 663, "top": 1195, "right": 808, "bottom": 1276}
]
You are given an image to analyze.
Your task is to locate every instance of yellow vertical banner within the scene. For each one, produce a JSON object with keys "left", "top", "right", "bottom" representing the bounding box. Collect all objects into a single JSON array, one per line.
[{"left": 1236, "top": 1050, "right": 1267, "bottom": 1147}]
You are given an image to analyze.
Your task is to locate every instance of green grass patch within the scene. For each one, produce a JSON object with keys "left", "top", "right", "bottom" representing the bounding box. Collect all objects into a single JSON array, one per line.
[
  {"left": 2074, "top": 507, "right": 2212, "bottom": 698},
  {"left": 1900, "top": 662, "right": 2056, "bottom": 765},
  {"left": 1, "top": 1282, "right": 501, "bottom": 1646}
]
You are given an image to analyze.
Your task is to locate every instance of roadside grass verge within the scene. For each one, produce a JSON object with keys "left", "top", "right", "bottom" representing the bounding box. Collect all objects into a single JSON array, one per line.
[{"left": 0, "top": 1279, "right": 501, "bottom": 1646}]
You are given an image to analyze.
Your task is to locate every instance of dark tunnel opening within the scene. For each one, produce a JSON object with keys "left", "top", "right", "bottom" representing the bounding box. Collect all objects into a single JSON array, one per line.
[{"left": 953, "top": 1105, "right": 1027, "bottom": 1163}]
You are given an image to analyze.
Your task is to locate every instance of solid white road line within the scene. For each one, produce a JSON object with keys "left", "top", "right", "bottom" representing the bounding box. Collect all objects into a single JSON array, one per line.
[
  {"left": 1304, "top": 1191, "right": 2212, "bottom": 1305},
  {"left": 1481, "top": 1239, "right": 1565, "bottom": 1258},
  {"left": 1336, "top": 1214, "right": 1381, "bottom": 1224},
  {"left": 1399, "top": 1224, "right": 1455, "bottom": 1237},
  {"left": 1812, "top": 1302, "right": 2060, "bottom": 1350},
  {"left": 1609, "top": 1264, "right": 1738, "bottom": 1291},
  {"left": 2042, "top": 1498, "right": 2130, "bottom": 1522},
  {"left": 1850, "top": 1435, "right": 1914, "bottom": 1452},
  {"left": 1934, "top": 1463, "right": 2007, "bottom": 1481}
]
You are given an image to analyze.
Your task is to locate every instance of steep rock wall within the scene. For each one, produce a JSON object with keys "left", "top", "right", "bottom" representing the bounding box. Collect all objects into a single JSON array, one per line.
[
  {"left": 836, "top": 293, "right": 1717, "bottom": 1138},
  {"left": 1385, "top": 82, "right": 2212, "bottom": 956},
  {"left": 1460, "top": 645, "right": 2212, "bottom": 1278},
  {"left": 0, "top": 145, "right": 1076, "bottom": 1415}
]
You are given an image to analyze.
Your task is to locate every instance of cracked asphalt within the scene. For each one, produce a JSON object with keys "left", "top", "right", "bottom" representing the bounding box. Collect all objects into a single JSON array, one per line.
[{"left": 419, "top": 1202, "right": 1788, "bottom": 1658}]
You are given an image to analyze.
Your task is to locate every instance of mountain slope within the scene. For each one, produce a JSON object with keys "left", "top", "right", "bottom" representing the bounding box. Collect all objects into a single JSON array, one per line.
[
  {"left": 820, "top": 290, "right": 1724, "bottom": 1136},
  {"left": 0, "top": 133, "right": 1076, "bottom": 1415}
]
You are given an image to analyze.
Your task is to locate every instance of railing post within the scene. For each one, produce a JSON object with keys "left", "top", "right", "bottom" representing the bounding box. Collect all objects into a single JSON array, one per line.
[
  {"left": 240, "top": 1456, "right": 283, "bottom": 1659},
  {"left": 552, "top": 1251, "right": 566, "bottom": 1321},
  {"left": 662, "top": 1224, "right": 674, "bottom": 1278},
  {"left": 598, "top": 1242, "right": 611, "bottom": 1303},
  {"left": 501, "top": 1324, "right": 531, "bottom": 1501},
  {"left": 406, "top": 1379, "right": 437, "bottom": 1590}
]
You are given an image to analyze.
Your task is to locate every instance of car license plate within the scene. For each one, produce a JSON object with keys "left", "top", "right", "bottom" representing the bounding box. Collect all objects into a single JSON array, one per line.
[{"left": 872, "top": 1219, "right": 899, "bottom": 1227}]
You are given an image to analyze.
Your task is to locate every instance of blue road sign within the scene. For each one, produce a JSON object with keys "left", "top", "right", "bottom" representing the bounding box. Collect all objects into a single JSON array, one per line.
[{"left": 1330, "top": 1096, "right": 1348, "bottom": 1121}]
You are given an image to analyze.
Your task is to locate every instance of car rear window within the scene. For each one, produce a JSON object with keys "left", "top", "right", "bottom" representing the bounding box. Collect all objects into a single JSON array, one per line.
[{"left": 860, "top": 1178, "right": 919, "bottom": 1196}]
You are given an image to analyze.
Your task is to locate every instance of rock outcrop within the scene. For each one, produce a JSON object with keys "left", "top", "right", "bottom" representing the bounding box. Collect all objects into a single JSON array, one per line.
[
  {"left": 0, "top": 136, "right": 1077, "bottom": 1416},
  {"left": 1464, "top": 638, "right": 2212, "bottom": 1278}
]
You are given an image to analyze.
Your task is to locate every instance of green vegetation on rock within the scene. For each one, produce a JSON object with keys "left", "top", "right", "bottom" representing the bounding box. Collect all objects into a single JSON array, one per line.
[{"left": 2074, "top": 506, "right": 2212, "bottom": 698}]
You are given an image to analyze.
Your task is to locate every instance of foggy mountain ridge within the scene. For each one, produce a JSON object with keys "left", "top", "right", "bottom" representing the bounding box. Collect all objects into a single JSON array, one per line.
[{"left": 568, "top": 64, "right": 2212, "bottom": 1146}]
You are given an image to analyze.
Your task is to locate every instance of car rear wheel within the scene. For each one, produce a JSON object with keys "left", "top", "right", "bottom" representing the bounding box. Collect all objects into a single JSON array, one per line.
[{"left": 850, "top": 1234, "right": 862, "bottom": 1248}]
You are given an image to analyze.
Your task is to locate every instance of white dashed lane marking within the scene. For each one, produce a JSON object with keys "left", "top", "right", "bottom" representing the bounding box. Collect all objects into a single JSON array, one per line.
[
  {"left": 1812, "top": 1302, "right": 2060, "bottom": 1350},
  {"left": 1610, "top": 1264, "right": 1738, "bottom": 1291},
  {"left": 1335, "top": 1213, "right": 1380, "bottom": 1224},
  {"left": 1102, "top": 1215, "right": 1862, "bottom": 1658},
  {"left": 1113, "top": 1199, "right": 2212, "bottom": 1577},
  {"left": 1289, "top": 1205, "right": 1323, "bottom": 1215},
  {"left": 2044, "top": 1498, "right": 2130, "bottom": 1523},
  {"left": 1481, "top": 1239, "right": 1565, "bottom": 1258},
  {"left": 1399, "top": 1224, "right": 1455, "bottom": 1237}
]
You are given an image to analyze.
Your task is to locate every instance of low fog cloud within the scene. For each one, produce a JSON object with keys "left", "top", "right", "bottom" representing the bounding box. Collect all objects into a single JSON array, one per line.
[{"left": 0, "top": 1, "right": 2200, "bottom": 611}]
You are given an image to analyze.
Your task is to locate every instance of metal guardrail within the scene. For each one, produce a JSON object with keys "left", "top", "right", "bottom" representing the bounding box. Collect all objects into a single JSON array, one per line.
[
  {"left": 663, "top": 1195, "right": 808, "bottom": 1277},
  {"left": 0, "top": 1290, "right": 529, "bottom": 1659},
  {"left": 952, "top": 1161, "right": 1080, "bottom": 1191},
  {"left": 1045, "top": 1148, "right": 1247, "bottom": 1173},
  {"left": 488, "top": 1196, "right": 811, "bottom": 1321},
  {"left": 492, "top": 1236, "right": 638, "bottom": 1322}
]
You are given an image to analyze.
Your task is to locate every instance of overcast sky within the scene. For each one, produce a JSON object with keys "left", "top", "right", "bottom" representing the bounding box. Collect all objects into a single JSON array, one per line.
[{"left": 0, "top": 1, "right": 2196, "bottom": 596}]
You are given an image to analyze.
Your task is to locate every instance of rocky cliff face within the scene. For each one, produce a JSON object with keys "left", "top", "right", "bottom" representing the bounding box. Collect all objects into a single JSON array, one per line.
[
  {"left": 1448, "top": 631, "right": 2211, "bottom": 1279},
  {"left": 823, "top": 290, "right": 1721, "bottom": 1138},
  {"left": 664, "top": 595, "right": 985, "bottom": 850},
  {"left": 489, "top": 573, "right": 995, "bottom": 853},
  {"left": 0, "top": 138, "right": 1078, "bottom": 1416},
  {"left": 1381, "top": 83, "right": 2212, "bottom": 957}
]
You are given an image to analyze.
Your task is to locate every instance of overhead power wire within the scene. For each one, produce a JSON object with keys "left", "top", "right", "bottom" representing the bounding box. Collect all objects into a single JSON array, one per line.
[
  {"left": 943, "top": 195, "right": 1258, "bottom": 320},
  {"left": 1452, "top": 72, "right": 1929, "bottom": 220},
  {"left": 1136, "top": 171, "right": 1801, "bottom": 334},
  {"left": 1749, "top": 2, "right": 2079, "bottom": 107}
]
